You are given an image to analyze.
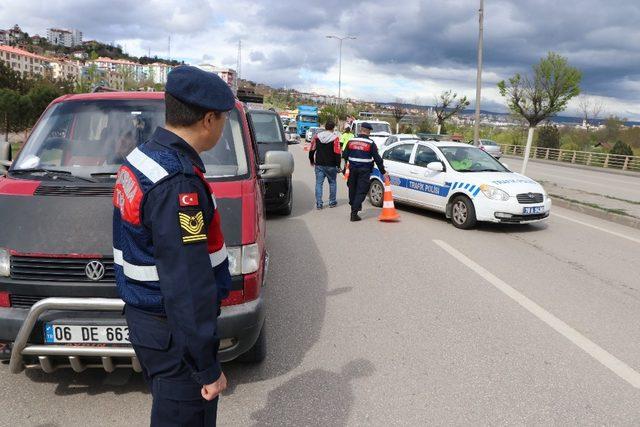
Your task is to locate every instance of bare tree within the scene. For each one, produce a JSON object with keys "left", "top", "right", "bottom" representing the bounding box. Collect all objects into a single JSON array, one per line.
[
  {"left": 392, "top": 98, "right": 407, "bottom": 134},
  {"left": 433, "top": 90, "right": 470, "bottom": 134},
  {"left": 577, "top": 95, "right": 604, "bottom": 131}
]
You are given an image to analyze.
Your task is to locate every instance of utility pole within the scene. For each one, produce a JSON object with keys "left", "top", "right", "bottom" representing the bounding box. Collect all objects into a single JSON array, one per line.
[
  {"left": 473, "top": 0, "right": 484, "bottom": 145},
  {"left": 168, "top": 35, "right": 171, "bottom": 62},
  {"left": 237, "top": 39, "right": 242, "bottom": 81},
  {"left": 326, "top": 35, "right": 356, "bottom": 104}
]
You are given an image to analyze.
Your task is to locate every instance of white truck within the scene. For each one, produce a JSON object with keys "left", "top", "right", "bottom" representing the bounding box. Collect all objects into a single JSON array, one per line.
[{"left": 351, "top": 119, "right": 392, "bottom": 148}]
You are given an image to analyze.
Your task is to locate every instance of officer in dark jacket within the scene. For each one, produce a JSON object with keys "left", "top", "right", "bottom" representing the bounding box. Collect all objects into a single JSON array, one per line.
[
  {"left": 112, "top": 66, "right": 234, "bottom": 426},
  {"left": 341, "top": 123, "right": 388, "bottom": 221}
]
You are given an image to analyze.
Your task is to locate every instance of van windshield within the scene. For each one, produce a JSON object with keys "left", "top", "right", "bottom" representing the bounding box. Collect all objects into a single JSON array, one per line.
[
  {"left": 11, "top": 99, "right": 248, "bottom": 180},
  {"left": 251, "top": 111, "right": 284, "bottom": 144}
]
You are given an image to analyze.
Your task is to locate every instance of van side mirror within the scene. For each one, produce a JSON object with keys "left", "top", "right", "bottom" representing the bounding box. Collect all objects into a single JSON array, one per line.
[
  {"left": 259, "top": 151, "right": 294, "bottom": 179},
  {"left": 501, "top": 162, "right": 509, "bottom": 170},
  {"left": 426, "top": 161, "right": 444, "bottom": 172}
]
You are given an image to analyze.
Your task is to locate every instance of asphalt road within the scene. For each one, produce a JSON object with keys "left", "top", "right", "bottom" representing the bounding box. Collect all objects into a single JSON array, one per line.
[
  {"left": 503, "top": 156, "right": 640, "bottom": 202},
  {"left": 2, "top": 144, "right": 640, "bottom": 425}
]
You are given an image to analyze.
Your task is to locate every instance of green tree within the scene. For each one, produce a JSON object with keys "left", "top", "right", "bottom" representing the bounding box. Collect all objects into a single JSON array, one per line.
[
  {"left": 433, "top": 90, "right": 469, "bottom": 134},
  {"left": 417, "top": 117, "right": 435, "bottom": 133},
  {"left": 0, "top": 62, "right": 27, "bottom": 92},
  {"left": 27, "top": 84, "right": 63, "bottom": 125},
  {"left": 0, "top": 89, "right": 32, "bottom": 141},
  {"left": 498, "top": 52, "right": 581, "bottom": 173},
  {"left": 537, "top": 124, "right": 560, "bottom": 148},
  {"left": 610, "top": 140, "right": 633, "bottom": 156}
]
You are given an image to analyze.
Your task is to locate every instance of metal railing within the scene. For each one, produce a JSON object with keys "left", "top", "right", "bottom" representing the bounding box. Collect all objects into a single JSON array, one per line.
[{"left": 499, "top": 145, "right": 640, "bottom": 173}]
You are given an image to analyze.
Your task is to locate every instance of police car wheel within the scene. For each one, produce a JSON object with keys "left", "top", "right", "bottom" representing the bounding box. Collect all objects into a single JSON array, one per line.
[
  {"left": 368, "top": 180, "right": 384, "bottom": 207},
  {"left": 451, "top": 196, "right": 477, "bottom": 229},
  {"left": 237, "top": 325, "right": 267, "bottom": 363}
]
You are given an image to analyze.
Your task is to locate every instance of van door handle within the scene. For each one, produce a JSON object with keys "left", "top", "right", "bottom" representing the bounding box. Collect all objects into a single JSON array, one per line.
[{"left": 409, "top": 169, "right": 420, "bottom": 174}]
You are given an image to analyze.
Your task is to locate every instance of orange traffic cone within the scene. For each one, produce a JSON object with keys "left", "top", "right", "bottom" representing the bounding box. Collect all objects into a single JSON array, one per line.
[
  {"left": 378, "top": 176, "right": 400, "bottom": 222},
  {"left": 343, "top": 163, "right": 350, "bottom": 181}
]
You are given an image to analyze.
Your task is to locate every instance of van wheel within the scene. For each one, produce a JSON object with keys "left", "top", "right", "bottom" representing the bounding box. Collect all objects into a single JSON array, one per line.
[
  {"left": 237, "top": 325, "right": 266, "bottom": 363},
  {"left": 450, "top": 195, "right": 477, "bottom": 229},
  {"left": 368, "top": 180, "right": 384, "bottom": 207},
  {"left": 276, "top": 187, "right": 293, "bottom": 216}
]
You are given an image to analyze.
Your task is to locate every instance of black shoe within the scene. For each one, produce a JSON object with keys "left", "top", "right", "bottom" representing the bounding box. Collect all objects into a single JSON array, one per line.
[
  {"left": 329, "top": 203, "right": 337, "bottom": 208},
  {"left": 350, "top": 212, "right": 361, "bottom": 222},
  {"left": 316, "top": 205, "right": 323, "bottom": 210}
]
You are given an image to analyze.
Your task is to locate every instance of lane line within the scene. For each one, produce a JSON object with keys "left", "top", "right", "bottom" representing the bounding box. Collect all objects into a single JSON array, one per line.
[
  {"left": 552, "top": 212, "right": 640, "bottom": 244},
  {"left": 433, "top": 239, "right": 640, "bottom": 389}
]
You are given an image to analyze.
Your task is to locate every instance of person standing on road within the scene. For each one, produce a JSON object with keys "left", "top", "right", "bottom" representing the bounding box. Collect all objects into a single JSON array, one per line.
[
  {"left": 341, "top": 122, "right": 388, "bottom": 221},
  {"left": 113, "top": 66, "right": 234, "bottom": 426},
  {"left": 340, "top": 122, "right": 354, "bottom": 151},
  {"left": 309, "top": 120, "right": 342, "bottom": 209}
]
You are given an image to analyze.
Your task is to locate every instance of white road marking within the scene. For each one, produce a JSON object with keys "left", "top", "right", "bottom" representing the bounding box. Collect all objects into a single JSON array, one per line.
[
  {"left": 552, "top": 212, "right": 640, "bottom": 244},
  {"left": 433, "top": 239, "right": 640, "bottom": 389}
]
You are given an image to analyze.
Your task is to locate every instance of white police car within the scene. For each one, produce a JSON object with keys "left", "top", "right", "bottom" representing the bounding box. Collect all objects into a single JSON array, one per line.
[{"left": 369, "top": 140, "right": 551, "bottom": 229}]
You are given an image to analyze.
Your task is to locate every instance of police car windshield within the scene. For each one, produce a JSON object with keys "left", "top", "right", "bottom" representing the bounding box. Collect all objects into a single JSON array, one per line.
[
  {"left": 439, "top": 146, "right": 508, "bottom": 173},
  {"left": 12, "top": 99, "right": 248, "bottom": 180}
]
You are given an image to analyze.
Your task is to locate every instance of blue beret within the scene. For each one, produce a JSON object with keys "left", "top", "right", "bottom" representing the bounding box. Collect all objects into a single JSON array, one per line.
[
  {"left": 361, "top": 122, "right": 373, "bottom": 130},
  {"left": 165, "top": 65, "right": 235, "bottom": 112}
]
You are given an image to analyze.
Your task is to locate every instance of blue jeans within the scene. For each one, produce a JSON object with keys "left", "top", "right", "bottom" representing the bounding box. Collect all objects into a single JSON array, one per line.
[{"left": 315, "top": 165, "right": 338, "bottom": 207}]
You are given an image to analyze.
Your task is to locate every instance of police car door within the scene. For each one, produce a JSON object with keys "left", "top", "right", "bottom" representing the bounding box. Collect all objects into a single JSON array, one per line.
[
  {"left": 407, "top": 143, "right": 448, "bottom": 210},
  {"left": 381, "top": 142, "right": 416, "bottom": 200}
]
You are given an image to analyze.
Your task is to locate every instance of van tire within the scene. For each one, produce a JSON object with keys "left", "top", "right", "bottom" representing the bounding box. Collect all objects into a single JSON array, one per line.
[
  {"left": 275, "top": 187, "right": 293, "bottom": 216},
  {"left": 237, "top": 324, "right": 266, "bottom": 363}
]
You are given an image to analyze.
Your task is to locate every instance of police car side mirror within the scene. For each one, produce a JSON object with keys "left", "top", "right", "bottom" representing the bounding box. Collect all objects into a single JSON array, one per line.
[
  {"left": 260, "top": 151, "right": 294, "bottom": 179},
  {"left": 426, "top": 162, "right": 444, "bottom": 172}
]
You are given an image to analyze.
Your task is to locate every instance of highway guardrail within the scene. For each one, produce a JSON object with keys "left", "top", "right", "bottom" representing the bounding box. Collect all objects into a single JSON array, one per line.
[{"left": 498, "top": 144, "right": 640, "bottom": 173}]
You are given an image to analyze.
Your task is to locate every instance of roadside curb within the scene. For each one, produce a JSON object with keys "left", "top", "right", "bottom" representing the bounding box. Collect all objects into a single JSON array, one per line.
[
  {"left": 502, "top": 155, "right": 640, "bottom": 178},
  {"left": 551, "top": 196, "right": 640, "bottom": 230}
]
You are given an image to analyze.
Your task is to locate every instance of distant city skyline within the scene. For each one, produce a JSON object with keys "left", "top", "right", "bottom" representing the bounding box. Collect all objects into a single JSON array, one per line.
[{"left": 2, "top": 1, "right": 639, "bottom": 119}]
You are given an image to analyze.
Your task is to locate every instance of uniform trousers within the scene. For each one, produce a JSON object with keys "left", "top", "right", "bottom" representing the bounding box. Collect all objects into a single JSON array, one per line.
[
  {"left": 347, "top": 166, "right": 372, "bottom": 213},
  {"left": 125, "top": 305, "right": 218, "bottom": 426}
]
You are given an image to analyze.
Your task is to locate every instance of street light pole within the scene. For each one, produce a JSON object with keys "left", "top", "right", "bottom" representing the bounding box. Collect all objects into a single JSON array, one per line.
[
  {"left": 326, "top": 35, "right": 356, "bottom": 104},
  {"left": 473, "top": 0, "right": 484, "bottom": 145}
]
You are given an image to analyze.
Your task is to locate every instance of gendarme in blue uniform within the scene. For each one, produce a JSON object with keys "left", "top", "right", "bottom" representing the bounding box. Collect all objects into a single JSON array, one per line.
[
  {"left": 112, "top": 65, "right": 235, "bottom": 426},
  {"left": 341, "top": 124, "right": 386, "bottom": 219}
]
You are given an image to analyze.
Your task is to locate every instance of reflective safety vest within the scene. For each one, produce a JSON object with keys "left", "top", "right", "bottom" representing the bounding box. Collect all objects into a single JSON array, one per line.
[
  {"left": 345, "top": 137, "right": 376, "bottom": 168},
  {"left": 112, "top": 130, "right": 230, "bottom": 314}
]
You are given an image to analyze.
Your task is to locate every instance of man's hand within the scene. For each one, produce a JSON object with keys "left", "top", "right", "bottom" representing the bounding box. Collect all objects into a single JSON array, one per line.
[
  {"left": 201, "top": 372, "right": 227, "bottom": 401},
  {"left": 383, "top": 173, "right": 390, "bottom": 181}
]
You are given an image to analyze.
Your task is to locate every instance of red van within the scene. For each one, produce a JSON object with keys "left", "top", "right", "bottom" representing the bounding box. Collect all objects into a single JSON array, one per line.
[{"left": 0, "top": 91, "right": 293, "bottom": 373}]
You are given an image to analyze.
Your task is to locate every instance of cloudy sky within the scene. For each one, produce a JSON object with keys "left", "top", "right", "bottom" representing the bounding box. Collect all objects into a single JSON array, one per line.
[{"left": 2, "top": 0, "right": 640, "bottom": 118}]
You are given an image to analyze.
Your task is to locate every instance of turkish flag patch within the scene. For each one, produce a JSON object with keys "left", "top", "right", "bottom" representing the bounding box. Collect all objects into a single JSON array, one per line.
[{"left": 179, "top": 193, "right": 199, "bottom": 207}]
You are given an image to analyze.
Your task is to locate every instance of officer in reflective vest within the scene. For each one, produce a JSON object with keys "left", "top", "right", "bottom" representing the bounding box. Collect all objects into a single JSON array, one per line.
[
  {"left": 112, "top": 66, "right": 234, "bottom": 426},
  {"left": 341, "top": 122, "right": 389, "bottom": 221}
]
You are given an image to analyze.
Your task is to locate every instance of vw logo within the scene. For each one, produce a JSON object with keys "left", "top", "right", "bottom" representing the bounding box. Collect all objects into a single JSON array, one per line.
[{"left": 85, "top": 260, "right": 105, "bottom": 281}]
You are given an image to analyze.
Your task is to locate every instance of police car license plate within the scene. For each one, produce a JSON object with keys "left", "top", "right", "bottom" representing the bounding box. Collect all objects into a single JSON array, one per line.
[
  {"left": 44, "top": 324, "right": 129, "bottom": 344},
  {"left": 523, "top": 206, "right": 545, "bottom": 215}
]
